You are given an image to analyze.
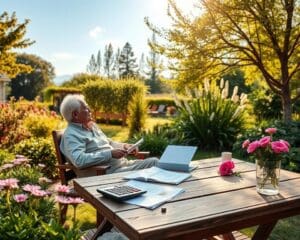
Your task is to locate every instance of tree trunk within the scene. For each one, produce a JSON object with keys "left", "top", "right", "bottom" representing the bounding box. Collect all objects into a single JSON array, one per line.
[{"left": 281, "top": 85, "right": 292, "bottom": 123}]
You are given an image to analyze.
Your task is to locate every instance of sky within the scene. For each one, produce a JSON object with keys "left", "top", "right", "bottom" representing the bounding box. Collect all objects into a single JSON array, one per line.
[{"left": 2, "top": 0, "right": 198, "bottom": 81}]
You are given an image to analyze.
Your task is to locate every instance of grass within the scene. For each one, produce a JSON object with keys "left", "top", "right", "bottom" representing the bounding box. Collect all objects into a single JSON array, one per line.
[{"left": 69, "top": 117, "right": 300, "bottom": 239}]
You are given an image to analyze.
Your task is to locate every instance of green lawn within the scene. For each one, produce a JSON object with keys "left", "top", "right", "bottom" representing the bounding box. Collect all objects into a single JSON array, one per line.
[{"left": 69, "top": 117, "right": 300, "bottom": 239}]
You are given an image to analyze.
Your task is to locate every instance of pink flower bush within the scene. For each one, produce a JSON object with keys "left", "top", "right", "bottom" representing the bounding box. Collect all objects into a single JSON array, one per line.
[
  {"left": 265, "top": 128, "right": 277, "bottom": 135},
  {"left": 219, "top": 160, "right": 235, "bottom": 176}
]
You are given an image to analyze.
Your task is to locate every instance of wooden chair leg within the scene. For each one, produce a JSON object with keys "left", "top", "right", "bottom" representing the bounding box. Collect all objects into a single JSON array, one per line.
[
  {"left": 96, "top": 211, "right": 104, "bottom": 226},
  {"left": 59, "top": 203, "right": 68, "bottom": 224},
  {"left": 91, "top": 218, "right": 113, "bottom": 240}
]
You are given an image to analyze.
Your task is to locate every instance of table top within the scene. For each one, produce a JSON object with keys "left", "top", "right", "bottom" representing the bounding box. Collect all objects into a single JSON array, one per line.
[{"left": 74, "top": 158, "right": 300, "bottom": 240}]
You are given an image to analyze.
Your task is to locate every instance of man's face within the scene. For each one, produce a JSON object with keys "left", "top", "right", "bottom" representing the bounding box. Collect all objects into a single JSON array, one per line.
[{"left": 73, "top": 101, "right": 92, "bottom": 125}]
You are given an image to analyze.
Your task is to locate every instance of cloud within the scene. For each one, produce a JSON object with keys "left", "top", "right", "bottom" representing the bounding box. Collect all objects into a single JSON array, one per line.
[{"left": 89, "top": 26, "right": 105, "bottom": 39}]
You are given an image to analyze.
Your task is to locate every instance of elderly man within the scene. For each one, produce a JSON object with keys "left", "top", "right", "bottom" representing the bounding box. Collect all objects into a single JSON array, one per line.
[{"left": 59, "top": 94, "right": 158, "bottom": 177}]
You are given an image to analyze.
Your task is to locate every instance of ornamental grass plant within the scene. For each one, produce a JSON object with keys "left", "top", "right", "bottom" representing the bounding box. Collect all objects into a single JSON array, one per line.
[{"left": 173, "top": 79, "right": 247, "bottom": 150}]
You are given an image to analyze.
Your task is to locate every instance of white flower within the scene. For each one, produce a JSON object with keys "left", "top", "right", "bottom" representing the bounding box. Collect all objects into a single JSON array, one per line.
[
  {"left": 209, "top": 112, "right": 215, "bottom": 121},
  {"left": 220, "top": 78, "right": 224, "bottom": 89},
  {"left": 240, "top": 94, "right": 248, "bottom": 105},
  {"left": 204, "top": 79, "right": 210, "bottom": 93},
  {"left": 184, "top": 100, "right": 193, "bottom": 115}
]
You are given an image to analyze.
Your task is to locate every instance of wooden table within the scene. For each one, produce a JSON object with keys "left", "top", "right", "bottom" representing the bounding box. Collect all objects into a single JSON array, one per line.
[{"left": 74, "top": 158, "right": 300, "bottom": 240}]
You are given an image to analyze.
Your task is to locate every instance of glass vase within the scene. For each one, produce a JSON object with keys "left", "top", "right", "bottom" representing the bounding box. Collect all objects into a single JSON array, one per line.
[{"left": 256, "top": 159, "right": 281, "bottom": 195}]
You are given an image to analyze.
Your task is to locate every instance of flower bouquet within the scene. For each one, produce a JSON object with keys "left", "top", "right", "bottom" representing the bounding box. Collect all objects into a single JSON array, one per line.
[{"left": 242, "top": 128, "right": 290, "bottom": 195}]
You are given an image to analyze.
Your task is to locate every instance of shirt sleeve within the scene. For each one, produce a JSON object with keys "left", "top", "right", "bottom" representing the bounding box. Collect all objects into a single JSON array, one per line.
[{"left": 61, "top": 131, "right": 112, "bottom": 169}]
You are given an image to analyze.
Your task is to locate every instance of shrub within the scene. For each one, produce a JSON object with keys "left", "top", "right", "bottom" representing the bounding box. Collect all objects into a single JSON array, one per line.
[
  {"left": 132, "top": 123, "right": 184, "bottom": 157},
  {"left": 127, "top": 92, "right": 147, "bottom": 138},
  {"left": 14, "top": 137, "right": 57, "bottom": 179},
  {"left": 0, "top": 98, "right": 62, "bottom": 150},
  {"left": 174, "top": 79, "right": 247, "bottom": 150},
  {"left": 0, "top": 150, "right": 14, "bottom": 166},
  {"left": 23, "top": 113, "right": 61, "bottom": 138}
]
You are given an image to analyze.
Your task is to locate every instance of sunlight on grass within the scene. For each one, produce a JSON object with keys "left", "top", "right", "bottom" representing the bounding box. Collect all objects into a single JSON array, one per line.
[
  {"left": 99, "top": 116, "right": 174, "bottom": 142},
  {"left": 66, "top": 203, "right": 96, "bottom": 231}
]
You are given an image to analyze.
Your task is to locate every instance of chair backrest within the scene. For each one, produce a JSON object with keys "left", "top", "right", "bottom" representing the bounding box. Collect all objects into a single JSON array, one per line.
[{"left": 52, "top": 130, "right": 76, "bottom": 185}]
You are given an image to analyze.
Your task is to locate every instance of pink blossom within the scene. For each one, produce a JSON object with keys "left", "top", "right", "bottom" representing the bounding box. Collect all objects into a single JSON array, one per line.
[
  {"left": 0, "top": 178, "right": 19, "bottom": 189},
  {"left": 0, "top": 163, "right": 14, "bottom": 170},
  {"left": 271, "top": 141, "right": 289, "bottom": 154},
  {"left": 13, "top": 158, "right": 28, "bottom": 165},
  {"left": 68, "top": 197, "right": 85, "bottom": 205},
  {"left": 247, "top": 140, "right": 260, "bottom": 153},
  {"left": 265, "top": 128, "right": 277, "bottom": 135},
  {"left": 219, "top": 160, "right": 235, "bottom": 176},
  {"left": 31, "top": 189, "right": 51, "bottom": 197},
  {"left": 242, "top": 139, "right": 250, "bottom": 149},
  {"left": 23, "top": 184, "right": 41, "bottom": 192},
  {"left": 55, "top": 184, "right": 70, "bottom": 194},
  {"left": 279, "top": 139, "right": 290, "bottom": 148},
  {"left": 13, "top": 194, "right": 28, "bottom": 203},
  {"left": 259, "top": 136, "right": 271, "bottom": 148},
  {"left": 55, "top": 195, "right": 71, "bottom": 205}
]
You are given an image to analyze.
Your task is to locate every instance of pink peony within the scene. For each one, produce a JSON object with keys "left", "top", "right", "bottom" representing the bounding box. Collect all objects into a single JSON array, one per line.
[
  {"left": 271, "top": 141, "right": 289, "bottom": 154},
  {"left": 279, "top": 139, "right": 290, "bottom": 148},
  {"left": 265, "top": 128, "right": 277, "bottom": 135},
  {"left": 219, "top": 160, "right": 235, "bottom": 176},
  {"left": 259, "top": 136, "right": 271, "bottom": 148},
  {"left": 247, "top": 140, "right": 260, "bottom": 153},
  {"left": 13, "top": 194, "right": 28, "bottom": 203},
  {"left": 242, "top": 139, "right": 250, "bottom": 149}
]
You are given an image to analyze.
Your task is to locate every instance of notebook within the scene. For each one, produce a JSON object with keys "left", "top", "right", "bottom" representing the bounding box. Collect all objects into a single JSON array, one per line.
[{"left": 157, "top": 145, "right": 198, "bottom": 172}]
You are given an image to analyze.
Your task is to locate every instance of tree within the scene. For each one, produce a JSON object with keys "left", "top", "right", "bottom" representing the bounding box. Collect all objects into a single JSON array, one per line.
[
  {"left": 10, "top": 53, "right": 55, "bottom": 100},
  {"left": 145, "top": 33, "right": 164, "bottom": 93},
  {"left": 103, "top": 43, "right": 114, "bottom": 78},
  {"left": 0, "top": 12, "right": 34, "bottom": 78},
  {"left": 118, "top": 42, "right": 138, "bottom": 78},
  {"left": 146, "top": 0, "right": 300, "bottom": 122},
  {"left": 112, "top": 48, "right": 121, "bottom": 79},
  {"left": 61, "top": 73, "right": 101, "bottom": 87},
  {"left": 86, "top": 50, "right": 101, "bottom": 75}
]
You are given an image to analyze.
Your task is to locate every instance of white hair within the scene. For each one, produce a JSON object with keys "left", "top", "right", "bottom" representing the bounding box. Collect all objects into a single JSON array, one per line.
[{"left": 60, "top": 94, "right": 86, "bottom": 122}]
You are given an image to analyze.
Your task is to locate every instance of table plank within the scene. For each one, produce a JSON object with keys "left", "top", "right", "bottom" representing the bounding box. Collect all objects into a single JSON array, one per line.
[{"left": 117, "top": 179, "right": 300, "bottom": 239}]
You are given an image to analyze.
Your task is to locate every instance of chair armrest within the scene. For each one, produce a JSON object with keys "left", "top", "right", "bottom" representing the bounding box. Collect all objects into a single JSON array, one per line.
[
  {"left": 134, "top": 151, "right": 150, "bottom": 159},
  {"left": 84, "top": 165, "right": 111, "bottom": 175}
]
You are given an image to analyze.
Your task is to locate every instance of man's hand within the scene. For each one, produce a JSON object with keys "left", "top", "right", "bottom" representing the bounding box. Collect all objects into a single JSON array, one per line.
[
  {"left": 123, "top": 143, "right": 138, "bottom": 155},
  {"left": 111, "top": 149, "right": 127, "bottom": 159}
]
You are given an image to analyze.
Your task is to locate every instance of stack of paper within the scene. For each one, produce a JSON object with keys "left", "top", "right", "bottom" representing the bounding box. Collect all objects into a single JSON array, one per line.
[{"left": 124, "top": 180, "right": 184, "bottom": 209}]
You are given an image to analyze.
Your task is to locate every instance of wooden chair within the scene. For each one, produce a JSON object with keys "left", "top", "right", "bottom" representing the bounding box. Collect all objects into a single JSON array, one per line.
[
  {"left": 52, "top": 130, "right": 110, "bottom": 226},
  {"left": 52, "top": 129, "right": 150, "bottom": 237}
]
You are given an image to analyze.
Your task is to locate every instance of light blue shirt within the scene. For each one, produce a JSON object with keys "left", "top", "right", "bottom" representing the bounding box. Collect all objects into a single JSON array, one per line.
[{"left": 60, "top": 122, "right": 124, "bottom": 171}]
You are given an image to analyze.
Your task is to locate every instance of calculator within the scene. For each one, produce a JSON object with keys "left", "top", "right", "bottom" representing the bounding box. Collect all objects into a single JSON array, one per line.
[{"left": 97, "top": 185, "right": 147, "bottom": 201}]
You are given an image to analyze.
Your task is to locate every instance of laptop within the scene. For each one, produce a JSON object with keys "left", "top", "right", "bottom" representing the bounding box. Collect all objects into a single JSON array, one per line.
[{"left": 157, "top": 145, "right": 198, "bottom": 172}]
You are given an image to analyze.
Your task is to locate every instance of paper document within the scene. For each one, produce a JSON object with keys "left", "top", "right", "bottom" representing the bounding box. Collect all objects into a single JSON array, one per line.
[
  {"left": 124, "top": 180, "right": 185, "bottom": 209},
  {"left": 124, "top": 166, "right": 191, "bottom": 185},
  {"left": 127, "top": 138, "right": 144, "bottom": 154}
]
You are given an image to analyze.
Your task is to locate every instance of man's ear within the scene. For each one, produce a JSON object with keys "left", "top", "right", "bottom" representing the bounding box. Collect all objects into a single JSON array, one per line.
[{"left": 72, "top": 110, "right": 78, "bottom": 120}]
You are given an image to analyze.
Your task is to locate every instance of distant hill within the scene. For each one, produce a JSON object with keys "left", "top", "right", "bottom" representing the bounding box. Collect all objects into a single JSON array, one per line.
[{"left": 53, "top": 75, "right": 72, "bottom": 86}]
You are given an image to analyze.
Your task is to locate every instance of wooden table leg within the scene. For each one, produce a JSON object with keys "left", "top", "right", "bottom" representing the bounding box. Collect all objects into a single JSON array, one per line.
[
  {"left": 91, "top": 218, "right": 113, "bottom": 240},
  {"left": 221, "top": 232, "right": 235, "bottom": 240},
  {"left": 252, "top": 221, "right": 278, "bottom": 240}
]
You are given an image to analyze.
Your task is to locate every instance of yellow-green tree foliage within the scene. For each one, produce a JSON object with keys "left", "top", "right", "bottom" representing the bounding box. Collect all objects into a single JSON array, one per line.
[
  {"left": 0, "top": 12, "right": 34, "bottom": 78},
  {"left": 146, "top": 0, "right": 300, "bottom": 122}
]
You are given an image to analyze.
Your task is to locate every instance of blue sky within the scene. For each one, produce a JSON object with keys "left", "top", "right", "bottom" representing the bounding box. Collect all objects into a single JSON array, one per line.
[{"left": 2, "top": 0, "right": 197, "bottom": 78}]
